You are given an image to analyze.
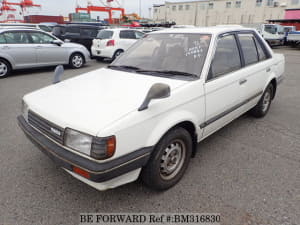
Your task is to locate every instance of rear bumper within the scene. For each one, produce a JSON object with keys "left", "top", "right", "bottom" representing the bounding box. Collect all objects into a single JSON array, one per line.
[
  {"left": 17, "top": 116, "right": 153, "bottom": 183},
  {"left": 91, "top": 46, "right": 115, "bottom": 58}
]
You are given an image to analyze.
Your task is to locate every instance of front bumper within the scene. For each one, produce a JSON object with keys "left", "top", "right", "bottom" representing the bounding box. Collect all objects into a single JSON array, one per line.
[{"left": 17, "top": 116, "right": 152, "bottom": 183}]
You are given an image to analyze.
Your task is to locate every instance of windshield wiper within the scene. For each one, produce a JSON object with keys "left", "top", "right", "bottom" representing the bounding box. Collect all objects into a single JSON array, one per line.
[
  {"left": 136, "top": 69, "right": 198, "bottom": 78},
  {"left": 107, "top": 65, "right": 141, "bottom": 71}
]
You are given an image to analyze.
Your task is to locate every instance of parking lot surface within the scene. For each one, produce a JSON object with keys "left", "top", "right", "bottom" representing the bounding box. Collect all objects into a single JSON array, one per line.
[{"left": 0, "top": 49, "right": 299, "bottom": 225}]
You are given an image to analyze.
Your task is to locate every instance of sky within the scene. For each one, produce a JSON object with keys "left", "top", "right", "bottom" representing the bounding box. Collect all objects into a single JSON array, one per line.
[{"left": 13, "top": 0, "right": 170, "bottom": 18}]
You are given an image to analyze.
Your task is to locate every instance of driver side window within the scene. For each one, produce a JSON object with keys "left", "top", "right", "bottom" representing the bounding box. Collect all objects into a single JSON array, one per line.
[
  {"left": 29, "top": 32, "right": 56, "bottom": 44},
  {"left": 208, "top": 34, "right": 241, "bottom": 81}
]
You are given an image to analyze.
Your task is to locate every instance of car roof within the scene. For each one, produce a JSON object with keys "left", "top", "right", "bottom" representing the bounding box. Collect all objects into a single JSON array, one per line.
[
  {"left": 151, "top": 26, "right": 257, "bottom": 35},
  {"left": 0, "top": 27, "right": 42, "bottom": 32}
]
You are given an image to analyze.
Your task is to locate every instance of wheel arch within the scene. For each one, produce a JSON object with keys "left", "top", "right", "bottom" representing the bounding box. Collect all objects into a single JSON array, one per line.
[
  {"left": 70, "top": 51, "right": 86, "bottom": 63},
  {"left": 146, "top": 114, "right": 200, "bottom": 159},
  {"left": 0, "top": 56, "right": 13, "bottom": 70}
]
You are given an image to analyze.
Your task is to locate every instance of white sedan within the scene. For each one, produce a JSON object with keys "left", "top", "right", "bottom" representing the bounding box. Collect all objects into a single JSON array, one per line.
[
  {"left": 91, "top": 28, "right": 145, "bottom": 61},
  {"left": 19, "top": 26, "right": 285, "bottom": 191}
]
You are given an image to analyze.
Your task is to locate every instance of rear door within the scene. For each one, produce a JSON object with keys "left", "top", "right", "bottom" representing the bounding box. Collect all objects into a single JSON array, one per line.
[
  {"left": 118, "top": 30, "right": 138, "bottom": 50},
  {"left": 237, "top": 32, "right": 270, "bottom": 101},
  {"left": 28, "top": 31, "right": 68, "bottom": 66},
  {"left": 203, "top": 33, "right": 246, "bottom": 137},
  {"left": 1, "top": 31, "right": 37, "bottom": 69}
]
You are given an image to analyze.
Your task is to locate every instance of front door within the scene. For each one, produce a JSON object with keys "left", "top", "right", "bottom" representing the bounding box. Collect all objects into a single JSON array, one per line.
[
  {"left": 202, "top": 33, "right": 247, "bottom": 138},
  {"left": 28, "top": 31, "right": 67, "bottom": 66}
]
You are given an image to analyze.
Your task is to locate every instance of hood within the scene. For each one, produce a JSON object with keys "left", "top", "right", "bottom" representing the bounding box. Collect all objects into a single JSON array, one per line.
[{"left": 24, "top": 68, "right": 188, "bottom": 136}]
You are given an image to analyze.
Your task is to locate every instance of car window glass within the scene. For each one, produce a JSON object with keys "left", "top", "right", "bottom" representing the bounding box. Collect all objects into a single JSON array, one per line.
[
  {"left": 238, "top": 33, "right": 259, "bottom": 66},
  {"left": 0, "top": 34, "right": 6, "bottom": 44},
  {"left": 253, "top": 37, "right": 267, "bottom": 61},
  {"left": 30, "top": 32, "right": 56, "bottom": 44},
  {"left": 97, "top": 30, "right": 114, "bottom": 39},
  {"left": 135, "top": 31, "right": 144, "bottom": 39},
  {"left": 3, "top": 32, "right": 30, "bottom": 44},
  {"left": 66, "top": 27, "right": 80, "bottom": 34},
  {"left": 208, "top": 34, "right": 241, "bottom": 80},
  {"left": 112, "top": 33, "right": 211, "bottom": 77},
  {"left": 119, "top": 30, "right": 136, "bottom": 39},
  {"left": 39, "top": 25, "right": 52, "bottom": 32},
  {"left": 80, "top": 28, "right": 98, "bottom": 38}
]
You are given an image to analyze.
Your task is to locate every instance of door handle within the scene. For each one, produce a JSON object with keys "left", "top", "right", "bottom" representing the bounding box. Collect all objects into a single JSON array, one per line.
[
  {"left": 239, "top": 79, "right": 247, "bottom": 85},
  {"left": 35, "top": 46, "right": 43, "bottom": 49},
  {"left": 266, "top": 68, "right": 271, "bottom": 72},
  {"left": 2, "top": 46, "right": 9, "bottom": 50}
]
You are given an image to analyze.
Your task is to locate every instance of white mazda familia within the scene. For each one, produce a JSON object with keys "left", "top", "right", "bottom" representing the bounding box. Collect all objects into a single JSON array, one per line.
[{"left": 18, "top": 27, "right": 285, "bottom": 191}]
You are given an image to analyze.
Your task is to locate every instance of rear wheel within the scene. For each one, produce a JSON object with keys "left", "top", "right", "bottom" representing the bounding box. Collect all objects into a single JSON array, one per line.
[
  {"left": 69, "top": 53, "right": 84, "bottom": 69},
  {"left": 112, "top": 50, "right": 123, "bottom": 62},
  {"left": 141, "top": 127, "right": 192, "bottom": 190},
  {"left": 250, "top": 83, "right": 274, "bottom": 118},
  {"left": 0, "top": 59, "right": 11, "bottom": 79}
]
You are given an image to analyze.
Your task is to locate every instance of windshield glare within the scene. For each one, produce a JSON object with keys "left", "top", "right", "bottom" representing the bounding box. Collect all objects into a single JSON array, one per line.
[{"left": 111, "top": 33, "right": 211, "bottom": 77}]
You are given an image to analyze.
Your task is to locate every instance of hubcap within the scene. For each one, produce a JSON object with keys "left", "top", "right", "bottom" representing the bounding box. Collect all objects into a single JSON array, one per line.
[
  {"left": 72, "top": 55, "right": 83, "bottom": 68},
  {"left": 0, "top": 62, "right": 8, "bottom": 77},
  {"left": 160, "top": 139, "right": 186, "bottom": 180},
  {"left": 262, "top": 90, "right": 271, "bottom": 112}
]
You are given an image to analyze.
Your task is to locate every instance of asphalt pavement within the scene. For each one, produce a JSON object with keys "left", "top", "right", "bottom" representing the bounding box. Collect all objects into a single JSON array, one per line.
[{"left": 0, "top": 49, "right": 299, "bottom": 225}]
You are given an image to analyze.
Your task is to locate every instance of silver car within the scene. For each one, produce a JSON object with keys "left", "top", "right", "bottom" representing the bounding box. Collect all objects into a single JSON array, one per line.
[{"left": 0, "top": 28, "right": 91, "bottom": 78}]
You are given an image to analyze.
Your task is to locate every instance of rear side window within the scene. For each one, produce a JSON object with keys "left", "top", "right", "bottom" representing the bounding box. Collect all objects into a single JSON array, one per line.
[
  {"left": 66, "top": 27, "right": 80, "bottom": 34},
  {"left": 3, "top": 32, "right": 30, "bottom": 44},
  {"left": 97, "top": 30, "right": 113, "bottom": 39},
  {"left": 80, "top": 28, "right": 98, "bottom": 38},
  {"left": 208, "top": 34, "right": 241, "bottom": 80},
  {"left": 119, "top": 30, "right": 136, "bottom": 39},
  {"left": 238, "top": 33, "right": 259, "bottom": 66},
  {"left": 0, "top": 34, "right": 6, "bottom": 44},
  {"left": 254, "top": 37, "right": 267, "bottom": 61},
  {"left": 134, "top": 31, "right": 144, "bottom": 39}
]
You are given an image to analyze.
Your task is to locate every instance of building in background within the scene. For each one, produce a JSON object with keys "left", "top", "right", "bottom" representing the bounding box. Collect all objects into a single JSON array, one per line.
[{"left": 153, "top": 0, "right": 300, "bottom": 26}]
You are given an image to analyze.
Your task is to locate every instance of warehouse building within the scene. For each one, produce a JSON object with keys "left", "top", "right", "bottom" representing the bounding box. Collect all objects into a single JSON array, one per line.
[{"left": 153, "top": 0, "right": 300, "bottom": 26}]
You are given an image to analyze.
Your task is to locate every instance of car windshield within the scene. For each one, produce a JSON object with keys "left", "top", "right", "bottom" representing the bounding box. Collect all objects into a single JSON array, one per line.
[
  {"left": 264, "top": 25, "right": 277, "bottom": 34},
  {"left": 111, "top": 33, "right": 211, "bottom": 78},
  {"left": 97, "top": 30, "right": 114, "bottom": 39}
]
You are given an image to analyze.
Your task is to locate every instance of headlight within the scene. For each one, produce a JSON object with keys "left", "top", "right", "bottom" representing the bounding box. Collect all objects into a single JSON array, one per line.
[
  {"left": 64, "top": 128, "right": 116, "bottom": 160},
  {"left": 22, "top": 100, "right": 29, "bottom": 122}
]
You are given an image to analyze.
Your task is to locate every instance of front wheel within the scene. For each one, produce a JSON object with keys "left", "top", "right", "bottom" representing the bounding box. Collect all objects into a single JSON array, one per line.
[
  {"left": 141, "top": 127, "right": 192, "bottom": 190},
  {"left": 250, "top": 84, "right": 274, "bottom": 118},
  {"left": 69, "top": 53, "right": 84, "bottom": 69}
]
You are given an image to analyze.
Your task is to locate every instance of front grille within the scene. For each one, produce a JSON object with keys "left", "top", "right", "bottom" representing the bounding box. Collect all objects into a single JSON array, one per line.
[{"left": 28, "top": 110, "right": 64, "bottom": 144}]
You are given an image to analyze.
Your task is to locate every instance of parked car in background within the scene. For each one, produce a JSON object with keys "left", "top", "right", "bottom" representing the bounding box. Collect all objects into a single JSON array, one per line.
[
  {"left": 0, "top": 23, "right": 52, "bottom": 33},
  {"left": 52, "top": 24, "right": 105, "bottom": 51},
  {"left": 91, "top": 28, "right": 145, "bottom": 61},
  {"left": 0, "top": 28, "right": 90, "bottom": 78},
  {"left": 18, "top": 27, "right": 285, "bottom": 191}
]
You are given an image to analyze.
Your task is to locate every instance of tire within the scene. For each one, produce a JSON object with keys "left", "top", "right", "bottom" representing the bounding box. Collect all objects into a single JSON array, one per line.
[
  {"left": 0, "top": 59, "right": 11, "bottom": 79},
  {"left": 141, "top": 127, "right": 193, "bottom": 190},
  {"left": 112, "top": 50, "right": 123, "bottom": 62},
  {"left": 69, "top": 53, "right": 84, "bottom": 69},
  {"left": 250, "top": 83, "right": 274, "bottom": 118}
]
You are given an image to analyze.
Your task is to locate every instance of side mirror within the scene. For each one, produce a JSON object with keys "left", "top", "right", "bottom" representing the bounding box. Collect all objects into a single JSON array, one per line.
[
  {"left": 52, "top": 40, "right": 63, "bottom": 46},
  {"left": 138, "top": 83, "right": 171, "bottom": 111}
]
